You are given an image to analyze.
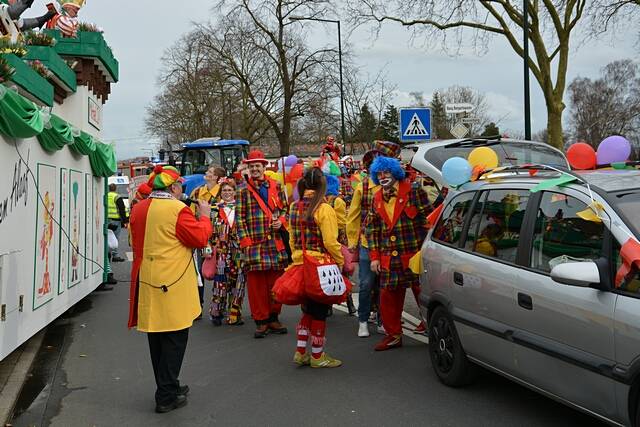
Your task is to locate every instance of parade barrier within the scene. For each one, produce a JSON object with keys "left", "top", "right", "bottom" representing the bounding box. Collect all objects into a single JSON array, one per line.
[{"left": 0, "top": 23, "right": 119, "bottom": 361}]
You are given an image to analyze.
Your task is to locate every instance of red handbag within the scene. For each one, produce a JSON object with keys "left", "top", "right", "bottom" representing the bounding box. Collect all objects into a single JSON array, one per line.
[
  {"left": 300, "top": 214, "right": 352, "bottom": 305},
  {"left": 201, "top": 248, "right": 217, "bottom": 280}
]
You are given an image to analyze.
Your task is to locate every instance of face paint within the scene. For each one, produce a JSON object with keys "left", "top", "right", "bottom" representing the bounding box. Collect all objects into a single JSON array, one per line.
[{"left": 379, "top": 177, "right": 394, "bottom": 188}]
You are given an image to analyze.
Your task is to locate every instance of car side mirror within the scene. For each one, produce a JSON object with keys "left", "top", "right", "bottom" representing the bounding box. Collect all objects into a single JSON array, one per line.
[{"left": 550, "top": 261, "right": 602, "bottom": 288}]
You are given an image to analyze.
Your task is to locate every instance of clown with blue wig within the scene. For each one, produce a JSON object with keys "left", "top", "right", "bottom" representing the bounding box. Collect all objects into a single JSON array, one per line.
[{"left": 365, "top": 156, "right": 433, "bottom": 351}]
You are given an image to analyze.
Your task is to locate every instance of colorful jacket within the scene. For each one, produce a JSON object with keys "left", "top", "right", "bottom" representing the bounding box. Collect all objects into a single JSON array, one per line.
[
  {"left": 366, "top": 180, "right": 432, "bottom": 289},
  {"left": 289, "top": 196, "right": 344, "bottom": 268},
  {"left": 236, "top": 177, "right": 289, "bottom": 272},
  {"left": 346, "top": 177, "right": 380, "bottom": 248},
  {"left": 327, "top": 195, "right": 347, "bottom": 245},
  {"left": 128, "top": 194, "right": 212, "bottom": 331}
]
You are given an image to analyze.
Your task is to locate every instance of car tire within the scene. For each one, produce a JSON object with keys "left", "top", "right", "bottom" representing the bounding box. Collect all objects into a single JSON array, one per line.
[{"left": 428, "top": 306, "right": 475, "bottom": 387}]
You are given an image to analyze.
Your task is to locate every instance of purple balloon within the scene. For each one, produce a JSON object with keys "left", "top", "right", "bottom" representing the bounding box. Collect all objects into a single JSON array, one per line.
[
  {"left": 597, "top": 135, "right": 631, "bottom": 165},
  {"left": 285, "top": 154, "right": 298, "bottom": 167}
]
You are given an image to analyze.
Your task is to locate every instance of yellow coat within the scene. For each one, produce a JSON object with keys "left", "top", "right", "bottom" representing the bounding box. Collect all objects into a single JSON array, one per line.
[
  {"left": 129, "top": 197, "right": 211, "bottom": 332},
  {"left": 346, "top": 179, "right": 380, "bottom": 248}
]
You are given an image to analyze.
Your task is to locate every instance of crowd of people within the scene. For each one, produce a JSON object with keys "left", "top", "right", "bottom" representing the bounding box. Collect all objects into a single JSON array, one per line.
[{"left": 125, "top": 138, "right": 441, "bottom": 413}]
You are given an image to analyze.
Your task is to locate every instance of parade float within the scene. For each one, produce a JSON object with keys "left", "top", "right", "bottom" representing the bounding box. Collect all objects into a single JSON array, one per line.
[{"left": 0, "top": 0, "right": 118, "bottom": 361}]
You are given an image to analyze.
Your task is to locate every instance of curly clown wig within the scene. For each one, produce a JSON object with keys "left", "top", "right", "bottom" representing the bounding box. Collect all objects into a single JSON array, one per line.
[
  {"left": 369, "top": 156, "right": 405, "bottom": 185},
  {"left": 325, "top": 174, "right": 340, "bottom": 196}
]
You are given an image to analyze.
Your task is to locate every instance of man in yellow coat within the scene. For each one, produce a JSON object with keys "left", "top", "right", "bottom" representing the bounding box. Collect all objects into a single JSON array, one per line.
[{"left": 128, "top": 165, "right": 212, "bottom": 414}]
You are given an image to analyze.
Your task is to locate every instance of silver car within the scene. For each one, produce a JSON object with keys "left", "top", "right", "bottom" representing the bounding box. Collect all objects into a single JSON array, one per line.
[{"left": 419, "top": 167, "right": 640, "bottom": 426}]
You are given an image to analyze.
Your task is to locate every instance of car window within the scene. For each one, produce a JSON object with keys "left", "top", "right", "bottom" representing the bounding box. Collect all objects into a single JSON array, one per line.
[
  {"left": 464, "top": 189, "right": 530, "bottom": 263},
  {"left": 432, "top": 192, "right": 475, "bottom": 246},
  {"left": 530, "top": 192, "right": 605, "bottom": 273},
  {"left": 613, "top": 241, "right": 640, "bottom": 295}
]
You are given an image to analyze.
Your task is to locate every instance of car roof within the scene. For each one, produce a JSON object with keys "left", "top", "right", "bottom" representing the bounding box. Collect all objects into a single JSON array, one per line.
[
  {"left": 409, "top": 138, "right": 568, "bottom": 185},
  {"left": 182, "top": 138, "right": 250, "bottom": 149},
  {"left": 456, "top": 168, "right": 640, "bottom": 195}
]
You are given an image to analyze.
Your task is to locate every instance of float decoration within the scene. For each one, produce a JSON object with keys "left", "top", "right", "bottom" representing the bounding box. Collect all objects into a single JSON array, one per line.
[
  {"left": 442, "top": 156, "right": 472, "bottom": 188},
  {"left": 596, "top": 135, "right": 631, "bottom": 165},
  {"left": 468, "top": 147, "right": 499, "bottom": 169},
  {"left": 566, "top": 142, "right": 597, "bottom": 170},
  {"left": 0, "top": 83, "right": 115, "bottom": 176}
]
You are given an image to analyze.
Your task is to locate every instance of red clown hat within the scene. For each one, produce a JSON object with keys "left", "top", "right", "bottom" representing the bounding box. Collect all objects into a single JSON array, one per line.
[{"left": 243, "top": 150, "right": 269, "bottom": 164}]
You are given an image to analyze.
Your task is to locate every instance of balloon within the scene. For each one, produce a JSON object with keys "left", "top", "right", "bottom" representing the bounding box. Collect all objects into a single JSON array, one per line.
[
  {"left": 566, "top": 142, "right": 596, "bottom": 170},
  {"left": 442, "top": 157, "right": 472, "bottom": 187},
  {"left": 597, "top": 135, "right": 631, "bottom": 165},
  {"left": 468, "top": 147, "right": 499, "bottom": 169},
  {"left": 288, "top": 164, "right": 304, "bottom": 182},
  {"left": 285, "top": 154, "right": 298, "bottom": 167}
]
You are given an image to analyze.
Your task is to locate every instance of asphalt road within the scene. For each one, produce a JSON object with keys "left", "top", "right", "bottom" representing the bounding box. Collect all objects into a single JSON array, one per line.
[{"left": 10, "top": 242, "right": 606, "bottom": 427}]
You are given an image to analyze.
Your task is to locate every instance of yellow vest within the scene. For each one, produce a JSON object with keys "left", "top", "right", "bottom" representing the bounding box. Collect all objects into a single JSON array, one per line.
[
  {"left": 107, "top": 192, "right": 120, "bottom": 220},
  {"left": 136, "top": 198, "right": 201, "bottom": 332}
]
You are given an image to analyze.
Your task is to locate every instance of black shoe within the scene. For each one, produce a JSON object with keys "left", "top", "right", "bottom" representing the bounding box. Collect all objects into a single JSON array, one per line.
[
  {"left": 112, "top": 256, "right": 125, "bottom": 263},
  {"left": 95, "top": 283, "right": 113, "bottom": 292},
  {"left": 106, "top": 273, "right": 117, "bottom": 285},
  {"left": 178, "top": 385, "right": 189, "bottom": 396},
  {"left": 346, "top": 295, "right": 356, "bottom": 316},
  {"left": 211, "top": 317, "right": 222, "bottom": 326},
  {"left": 155, "top": 395, "right": 187, "bottom": 414},
  {"left": 327, "top": 307, "right": 333, "bottom": 317}
]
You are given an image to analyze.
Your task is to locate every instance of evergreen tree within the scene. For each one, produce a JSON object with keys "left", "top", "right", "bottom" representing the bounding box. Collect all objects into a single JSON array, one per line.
[
  {"left": 352, "top": 104, "right": 378, "bottom": 146},
  {"left": 378, "top": 104, "right": 399, "bottom": 142},
  {"left": 481, "top": 122, "right": 500, "bottom": 137},
  {"left": 430, "top": 91, "right": 451, "bottom": 139}
]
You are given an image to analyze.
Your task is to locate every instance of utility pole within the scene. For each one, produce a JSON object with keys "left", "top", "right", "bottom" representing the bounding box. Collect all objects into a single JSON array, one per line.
[{"left": 523, "top": 0, "right": 532, "bottom": 140}]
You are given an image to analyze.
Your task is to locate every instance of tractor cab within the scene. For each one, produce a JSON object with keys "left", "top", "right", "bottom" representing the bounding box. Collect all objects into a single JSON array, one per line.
[{"left": 179, "top": 138, "right": 250, "bottom": 195}]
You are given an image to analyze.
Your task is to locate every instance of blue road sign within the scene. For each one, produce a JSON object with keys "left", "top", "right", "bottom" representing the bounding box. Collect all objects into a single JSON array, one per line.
[{"left": 399, "top": 107, "right": 431, "bottom": 142}]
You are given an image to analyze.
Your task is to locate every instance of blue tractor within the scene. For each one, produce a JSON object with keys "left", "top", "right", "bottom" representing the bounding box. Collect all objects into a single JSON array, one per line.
[{"left": 179, "top": 138, "right": 250, "bottom": 196}]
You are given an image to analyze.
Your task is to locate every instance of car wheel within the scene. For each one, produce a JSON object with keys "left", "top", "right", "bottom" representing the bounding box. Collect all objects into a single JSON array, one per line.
[{"left": 428, "top": 306, "right": 475, "bottom": 387}]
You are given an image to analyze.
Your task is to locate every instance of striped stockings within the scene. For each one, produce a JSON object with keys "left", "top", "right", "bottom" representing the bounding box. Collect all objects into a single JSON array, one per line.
[
  {"left": 296, "top": 313, "right": 312, "bottom": 355},
  {"left": 310, "top": 320, "right": 326, "bottom": 360}
]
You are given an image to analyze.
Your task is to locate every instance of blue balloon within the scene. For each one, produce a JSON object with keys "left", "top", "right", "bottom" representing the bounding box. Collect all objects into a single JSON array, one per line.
[{"left": 442, "top": 157, "right": 472, "bottom": 187}]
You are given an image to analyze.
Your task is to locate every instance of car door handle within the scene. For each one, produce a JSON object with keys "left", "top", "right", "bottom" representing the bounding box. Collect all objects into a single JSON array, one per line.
[
  {"left": 517, "top": 293, "right": 533, "bottom": 310},
  {"left": 453, "top": 272, "right": 464, "bottom": 286}
]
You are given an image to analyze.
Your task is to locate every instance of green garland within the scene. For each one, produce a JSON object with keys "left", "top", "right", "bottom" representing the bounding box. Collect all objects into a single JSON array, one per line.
[{"left": 0, "top": 84, "right": 116, "bottom": 177}]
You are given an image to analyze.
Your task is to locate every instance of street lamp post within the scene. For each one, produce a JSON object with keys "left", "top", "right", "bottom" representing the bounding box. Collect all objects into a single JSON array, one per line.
[
  {"left": 290, "top": 16, "right": 347, "bottom": 154},
  {"left": 523, "top": 0, "right": 532, "bottom": 140}
]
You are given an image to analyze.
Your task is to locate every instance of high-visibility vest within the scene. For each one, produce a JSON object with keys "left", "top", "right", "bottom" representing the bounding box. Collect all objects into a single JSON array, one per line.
[{"left": 107, "top": 192, "right": 120, "bottom": 220}]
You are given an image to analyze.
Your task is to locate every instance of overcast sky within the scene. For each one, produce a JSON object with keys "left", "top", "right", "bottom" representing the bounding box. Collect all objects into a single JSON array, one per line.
[{"left": 28, "top": 0, "right": 637, "bottom": 158}]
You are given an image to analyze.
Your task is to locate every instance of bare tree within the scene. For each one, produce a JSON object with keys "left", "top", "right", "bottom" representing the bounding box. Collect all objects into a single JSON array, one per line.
[
  {"left": 145, "top": 31, "right": 273, "bottom": 147},
  {"left": 439, "top": 85, "right": 492, "bottom": 137},
  {"left": 199, "top": 0, "right": 336, "bottom": 156},
  {"left": 568, "top": 59, "right": 640, "bottom": 148},
  {"left": 591, "top": 0, "right": 640, "bottom": 34},
  {"left": 347, "top": 0, "right": 590, "bottom": 149}
]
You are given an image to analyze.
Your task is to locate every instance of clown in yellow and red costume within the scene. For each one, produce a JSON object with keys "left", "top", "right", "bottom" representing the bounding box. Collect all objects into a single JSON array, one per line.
[
  {"left": 128, "top": 165, "right": 212, "bottom": 411},
  {"left": 235, "top": 150, "right": 290, "bottom": 338},
  {"left": 366, "top": 156, "right": 433, "bottom": 351}
]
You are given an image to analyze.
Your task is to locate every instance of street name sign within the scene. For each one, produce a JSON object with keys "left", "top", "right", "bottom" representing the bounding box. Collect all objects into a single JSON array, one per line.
[
  {"left": 399, "top": 107, "right": 431, "bottom": 142},
  {"left": 461, "top": 117, "right": 481, "bottom": 124},
  {"left": 445, "top": 103, "right": 475, "bottom": 114},
  {"left": 450, "top": 122, "right": 469, "bottom": 139}
]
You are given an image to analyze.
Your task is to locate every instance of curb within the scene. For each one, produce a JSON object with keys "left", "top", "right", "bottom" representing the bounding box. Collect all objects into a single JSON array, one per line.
[{"left": 0, "top": 330, "right": 45, "bottom": 425}]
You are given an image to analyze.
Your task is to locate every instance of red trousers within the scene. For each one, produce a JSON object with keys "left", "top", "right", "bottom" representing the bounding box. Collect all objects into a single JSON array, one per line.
[
  {"left": 380, "top": 287, "right": 407, "bottom": 336},
  {"left": 246, "top": 270, "right": 283, "bottom": 323}
]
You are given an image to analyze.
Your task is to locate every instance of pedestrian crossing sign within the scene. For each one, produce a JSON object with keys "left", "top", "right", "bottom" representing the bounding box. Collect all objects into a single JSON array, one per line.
[{"left": 399, "top": 107, "right": 431, "bottom": 142}]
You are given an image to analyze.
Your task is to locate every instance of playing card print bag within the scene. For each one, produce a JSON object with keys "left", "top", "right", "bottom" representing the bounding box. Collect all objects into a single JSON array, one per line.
[{"left": 300, "top": 216, "right": 352, "bottom": 305}]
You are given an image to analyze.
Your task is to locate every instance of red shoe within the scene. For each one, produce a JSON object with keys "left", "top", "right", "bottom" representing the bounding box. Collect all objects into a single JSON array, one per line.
[
  {"left": 374, "top": 335, "right": 402, "bottom": 351},
  {"left": 413, "top": 321, "right": 427, "bottom": 335}
]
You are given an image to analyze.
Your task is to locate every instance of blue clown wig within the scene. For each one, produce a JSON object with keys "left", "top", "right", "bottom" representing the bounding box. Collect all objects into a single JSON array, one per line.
[
  {"left": 370, "top": 156, "right": 405, "bottom": 185},
  {"left": 325, "top": 174, "right": 340, "bottom": 196}
]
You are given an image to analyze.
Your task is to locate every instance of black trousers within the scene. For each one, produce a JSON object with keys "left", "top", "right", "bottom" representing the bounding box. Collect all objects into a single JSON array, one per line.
[
  {"left": 302, "top": 299, "right": 330, "bottom": 321},
  {"left": 147, "top": 328, "right": 189, "bottom": 405}
]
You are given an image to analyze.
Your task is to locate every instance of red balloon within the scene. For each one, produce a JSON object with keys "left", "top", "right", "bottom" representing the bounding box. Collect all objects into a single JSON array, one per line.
[
  {"left": 286, "top": 164, "right": 304, "bottom": 182},
  {"left": 567, "top": 142, "right": 596, "bottom": 170}
]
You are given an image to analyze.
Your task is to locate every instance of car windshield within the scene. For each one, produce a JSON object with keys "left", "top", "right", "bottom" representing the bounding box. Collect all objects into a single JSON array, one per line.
[
  {"left": 425, "top": 141, "right": 567, "bottom": 171},
  {"left": 611, "top": 190, "right": 640, "bottom": 237}
]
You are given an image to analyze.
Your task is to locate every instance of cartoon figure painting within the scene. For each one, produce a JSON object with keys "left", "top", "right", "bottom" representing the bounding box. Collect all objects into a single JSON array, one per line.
[
  {"left": 70, "top": 179, "right": 80, "bottom": 284},
  {"left": 58, "top": 168, "right": 68, "bottom": 294},
  {"left": 34, "top": 164, "right": 57, "bottom": 309}
]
